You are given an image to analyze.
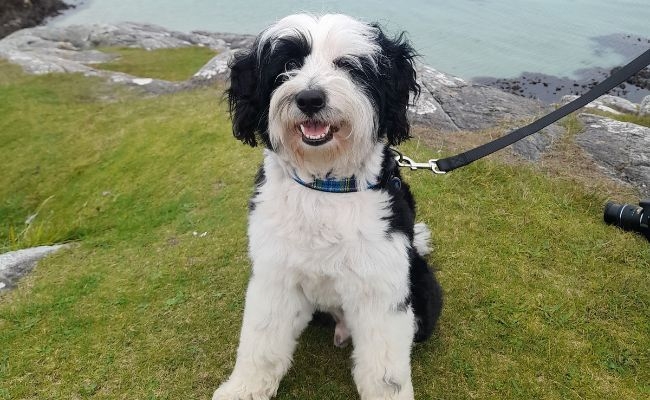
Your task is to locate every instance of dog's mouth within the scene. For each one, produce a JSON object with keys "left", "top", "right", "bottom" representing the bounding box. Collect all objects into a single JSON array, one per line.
[{"left": 298, "top": 120, "right": 340, "bottom": 146}]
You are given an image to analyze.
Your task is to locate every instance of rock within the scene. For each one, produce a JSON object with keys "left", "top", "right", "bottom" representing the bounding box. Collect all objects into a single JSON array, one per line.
[
  {"left": 0, "top": 244, "right": 67, "bottom": 293},
  {"left": 576, "top": 114, "right": 650, "bottom": 196},
  {"left": 560, "top": 94, "right": 638, "bottom": 114},
  {"left": 108, "top": 72, "right": 187, "bottom": 94},
  {"left": 612, "top": 65, "right": 650, "bottom": 91},
  {"left": 411, "top": 64, "right": 549, "bottom": 132},
  {"left": 512, "top": 124, "right": 565, "bottom": 161},
  {"left": 0, "top": 22, "right": 567, "bottom": 163},
  {"left": 561, "top": 95, "right": 622, "bottom": 114},
  {"left": 192, "top": 50, "right": 233, "bottom": 85},
  {"left": 0, "top": 22, "right": 236, "bottom": 96},
  {"left": 0, "top": 0, "right": 69, "bottom": 39},
  {"left": 196, "top": 31, "right": 255, "bottom": 50},
  {"left": 0, "top": 23, "right": 250, "bottom": 93},
  {"left": 640, "top": 95, "right": 650, "bottom": 116},
  {"left": 0, "top": 23, "right": 553, "bottom": 134},
  {"left": 595, "top": 94, "right": 637, "bottom": 114},
  {"left": 28, "top": 22, "right": 229, "bottom": 51},
  {"left": 408, "top": 69, "right": 459, "bottom": 132}
]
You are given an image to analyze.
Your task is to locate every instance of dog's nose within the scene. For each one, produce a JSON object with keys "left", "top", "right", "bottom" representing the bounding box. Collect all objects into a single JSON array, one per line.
[{"left": 295, "top": 89, "right": 326, "bottom": 115}]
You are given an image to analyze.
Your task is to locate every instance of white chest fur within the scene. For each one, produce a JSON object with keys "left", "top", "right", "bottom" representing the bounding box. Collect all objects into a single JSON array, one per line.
[{"left": 247, "top": 151, "right": 411, "bottom": 310}]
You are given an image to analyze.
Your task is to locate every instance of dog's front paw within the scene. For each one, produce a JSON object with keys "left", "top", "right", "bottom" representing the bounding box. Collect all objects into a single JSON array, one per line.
[{"left": 212, "top": 379, "right": 275, "bottom": 400}]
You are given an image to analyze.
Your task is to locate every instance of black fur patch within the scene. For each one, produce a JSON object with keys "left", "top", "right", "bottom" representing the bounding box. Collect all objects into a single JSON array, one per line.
[
  {"left": 374, "top": 147, "right": 416, "bottom": 240},
  {"left": 227, "top": 33, "right": 311, "bottom": 148},
  {"left": 409, "top": 248, "right": 443, "bottom": 343},
  {"left": 248, "top": 165, "right": 266, "bottom": 212},
  {"left": 334, "top": 27, "right": 420, "bottom": 146},
  {"left": 392, "top": 295, "right": 411, "bottom": 313},
  {"left": 373, "top": 147, "right": 443, "bottom": 342}
]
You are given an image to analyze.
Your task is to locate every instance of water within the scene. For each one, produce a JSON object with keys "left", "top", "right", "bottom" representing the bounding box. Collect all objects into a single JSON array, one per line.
[{"left": 52, "top": 0, "right": 650, "bottom": 81}]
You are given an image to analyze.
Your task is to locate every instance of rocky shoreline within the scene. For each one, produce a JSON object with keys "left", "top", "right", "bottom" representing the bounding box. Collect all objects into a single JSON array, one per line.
[
  {"left": 7, "top": 3, "right": 649, "bottom": 105},
  {"left": 0, "top": 0, "right": 70, "bottom": 39},
  {"left": 0, "top": 22, "right": 647, "bottom": 195},
  {"left": 476, "top": 34, "right": 650, "bottom": 104},
  {"left": 475, "top": 66, "right": 650, "bottom": 104}
]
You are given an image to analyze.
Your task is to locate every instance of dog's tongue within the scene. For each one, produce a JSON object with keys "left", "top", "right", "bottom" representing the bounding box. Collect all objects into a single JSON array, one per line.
[{"left": 300, "top": 121, "right": 330, "bottom": 138}]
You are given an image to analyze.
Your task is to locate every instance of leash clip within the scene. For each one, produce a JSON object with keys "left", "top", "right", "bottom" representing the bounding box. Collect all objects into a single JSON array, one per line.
[{"left": 392, "top": 149, "right": 446, "bottom": 175}]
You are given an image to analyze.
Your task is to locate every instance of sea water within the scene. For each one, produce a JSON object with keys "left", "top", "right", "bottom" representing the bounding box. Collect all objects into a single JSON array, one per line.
[{"left": 52, "top": 0, "right": 650, "bottom": 81}]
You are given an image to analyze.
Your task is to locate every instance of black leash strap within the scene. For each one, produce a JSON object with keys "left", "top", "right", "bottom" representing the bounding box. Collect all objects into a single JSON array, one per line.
[{"left": 434, "top": 48, "right": 650, "bottom": 173}]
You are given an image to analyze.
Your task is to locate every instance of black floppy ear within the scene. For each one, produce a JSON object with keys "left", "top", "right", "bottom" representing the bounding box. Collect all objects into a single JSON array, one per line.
[
  {"left": 227, "top": 47, "right": 263, "bottom": 147},
  {"left": 374, "top": 26, "right": 420, "bottom": 146}
]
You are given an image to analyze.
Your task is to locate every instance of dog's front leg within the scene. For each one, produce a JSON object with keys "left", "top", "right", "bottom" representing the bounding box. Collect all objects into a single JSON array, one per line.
[
  {"left": 347, "top": 303, "right": 416, "bottom": 400},
  {"left": 213, "top": 273, "right": 313, "bottom": 400}
]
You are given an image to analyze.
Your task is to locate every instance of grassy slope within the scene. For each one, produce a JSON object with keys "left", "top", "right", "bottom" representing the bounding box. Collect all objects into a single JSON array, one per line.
[
  {"left": 96, "top": 47, "right": 218, "bottom": 82},
  {"left": 0, "top": 52, "right": 648, "bottom": 400}
]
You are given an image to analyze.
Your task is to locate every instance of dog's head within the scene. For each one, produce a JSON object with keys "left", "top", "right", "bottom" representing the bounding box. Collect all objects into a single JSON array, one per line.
[{"left": 227, "top": 14, "right": 419, "bottom": 176}]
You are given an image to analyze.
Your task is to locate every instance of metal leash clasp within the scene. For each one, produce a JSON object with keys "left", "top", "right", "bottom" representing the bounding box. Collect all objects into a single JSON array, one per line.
[{"left": 392, "top": 148, "right": 446, "bottom": 175}]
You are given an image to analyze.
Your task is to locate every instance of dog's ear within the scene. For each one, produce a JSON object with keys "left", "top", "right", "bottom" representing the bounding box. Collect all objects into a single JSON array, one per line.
[
  {"left": 373, "top": 26, "right": 420, "bottom": 146},
  {"left": 227, "top": 47, "right": 264, "bottom": 147}
]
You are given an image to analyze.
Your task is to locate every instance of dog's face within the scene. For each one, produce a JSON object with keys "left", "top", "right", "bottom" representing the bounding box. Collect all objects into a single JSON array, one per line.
[{"left": 228, "top": 14, "right": 419, "bottom": 176}]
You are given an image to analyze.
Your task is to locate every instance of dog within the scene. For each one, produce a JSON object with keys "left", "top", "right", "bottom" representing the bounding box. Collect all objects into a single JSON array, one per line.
[{"left": 213, "top": 14, "right": 443, "bottom": 400}]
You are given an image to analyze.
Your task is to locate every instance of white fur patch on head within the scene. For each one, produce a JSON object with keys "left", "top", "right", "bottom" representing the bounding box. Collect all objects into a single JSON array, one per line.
[{"left": 259, "top": 14, "right": 381, "bottom": 65}]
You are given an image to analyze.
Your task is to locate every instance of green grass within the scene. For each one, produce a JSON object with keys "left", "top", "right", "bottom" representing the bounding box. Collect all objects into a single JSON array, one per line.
[
  {"left": 587, "top": 109, "right": 650, "bottom": 128},
  {"left": 96, "top": 46, "right": 218, "bottom": 81},
  {"left": 605, "top": 112, "right": 650, "bottom": 128},
  {"left": 0, "top": 53, "right": 648, "bottom": 400}
]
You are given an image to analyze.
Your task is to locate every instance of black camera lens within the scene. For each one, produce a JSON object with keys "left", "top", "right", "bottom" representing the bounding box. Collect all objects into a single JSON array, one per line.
[
  {"left": 604, "top": 200, "right": 650, "bottom": 241},
  {"left": 604, "top": 202, "right": 642, "bottom": 230}
]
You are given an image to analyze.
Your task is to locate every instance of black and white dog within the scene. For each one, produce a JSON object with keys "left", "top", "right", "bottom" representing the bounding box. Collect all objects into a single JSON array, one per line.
[{"left": 214, "top": 14, "right": 443, "bottom": 400}]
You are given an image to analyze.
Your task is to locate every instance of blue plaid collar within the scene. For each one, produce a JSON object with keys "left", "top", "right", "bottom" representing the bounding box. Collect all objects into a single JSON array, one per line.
[{"left": 291, "top": 171, "right": 381, "bottom": 193}]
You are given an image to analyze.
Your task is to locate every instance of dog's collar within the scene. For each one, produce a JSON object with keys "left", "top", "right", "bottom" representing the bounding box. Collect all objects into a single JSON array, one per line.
[{"left": 290, "top": 172, "right": 381, "bottom": 193}]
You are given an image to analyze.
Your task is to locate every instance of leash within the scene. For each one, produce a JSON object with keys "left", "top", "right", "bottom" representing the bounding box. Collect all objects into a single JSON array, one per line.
[{"left": 395, "top": 48, "right": 650, "bottom": 174}]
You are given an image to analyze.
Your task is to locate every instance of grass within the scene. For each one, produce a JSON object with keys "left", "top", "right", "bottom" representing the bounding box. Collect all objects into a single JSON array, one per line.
[
  {"left": 611, "top": 113, "right": 650, "bottom": 127},
  {"left": 585, "top": 109, "right": 650, "bottom": 128},
  {"left": 96, "top": 46, "right": 218, "bottom": 81},
  {"left": 0, "top": 50, "right": 648, "bottom": 400}
]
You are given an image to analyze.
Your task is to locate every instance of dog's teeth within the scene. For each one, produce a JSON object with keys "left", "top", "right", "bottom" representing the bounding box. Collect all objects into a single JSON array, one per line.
[{"left": 299, "top": 123, "right": 331, "bottom": 140}]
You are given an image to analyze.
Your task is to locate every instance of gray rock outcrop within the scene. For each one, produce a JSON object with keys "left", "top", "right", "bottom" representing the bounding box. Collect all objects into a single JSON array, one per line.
[
  {"left": 576, "top": 114, "right": 650, "bottom": 196},
  {"left": 640, "top": 95, "right": 650, "bottom": 116},
  {"left": 0, "top": 23, "right": 551, "bottom": 135},
  {"left": 560, "top": 94, "right": 639, "bottom": 115},
  {"left": 191, "top": 50, "right": 233, "bottom": 84},
  {"left": 0, "top": 22, "right": 239, "bottom": 92},
  {"left": 0, "top": 244, "right": 67, "bottom": 294},
  {"left": 410, "top": 64, "right": 549, "bottom": 133},
  {"left": 511, "top": 124, "right": 565, "bottom": 161}
]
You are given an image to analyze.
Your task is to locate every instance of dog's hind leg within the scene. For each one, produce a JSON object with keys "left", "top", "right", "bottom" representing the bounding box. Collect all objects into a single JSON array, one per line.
[
  {"left": 213, "top": 274, "right": 313, "bottom": 400},
  {"left": 409, "top": 250, "right": 443, "bottom": 343}
]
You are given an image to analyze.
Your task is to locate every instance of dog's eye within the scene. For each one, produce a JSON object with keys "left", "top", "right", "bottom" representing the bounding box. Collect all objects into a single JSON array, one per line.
[
  {"left": 333, "top": 57, "right": 355, "bottom": 70},
  {"left": 333, "top": 57, "right": 348, "bottom": 69},
  {"left": 285, "top": 59, "right": 301, "bottom": 71}
]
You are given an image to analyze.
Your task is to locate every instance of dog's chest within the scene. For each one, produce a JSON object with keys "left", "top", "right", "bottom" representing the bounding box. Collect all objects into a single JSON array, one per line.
[
  {"left": 249, "top": 179, "right": 394, "bottom": 307},
  {"left": 249, "top": 172, "right": 394, "bottom": 263},
  {"left": 251, "top": 177, "right": 390, "bottom": 251}
]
